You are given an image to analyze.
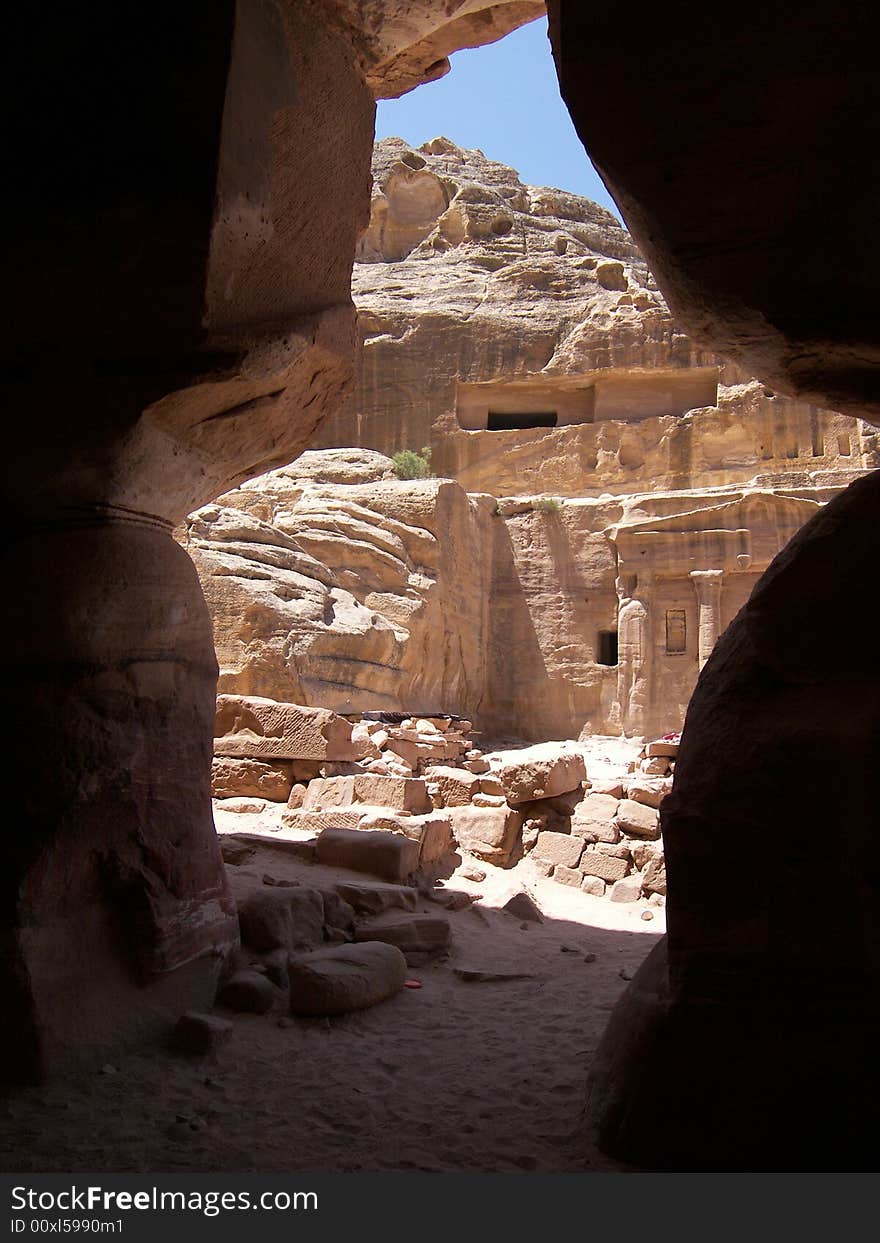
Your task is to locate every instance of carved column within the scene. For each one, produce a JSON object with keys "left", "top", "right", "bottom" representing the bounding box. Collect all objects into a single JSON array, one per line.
[
  {"left": 689, "top": 569, "right": 723, "bottom": 670},
  {"left": 617, "top": 571, "right": 653, "bottom": 735}
]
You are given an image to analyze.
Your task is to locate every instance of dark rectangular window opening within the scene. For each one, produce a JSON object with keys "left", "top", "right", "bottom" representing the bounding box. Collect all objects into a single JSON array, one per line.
[
  {"left": 487, "top": 410, "right": 558, "bottom": 431},
  {"left": 597, "top": 630, "right": 618, "bottom": 666},
  {"left": 666, "top": 609, "right": 687, "bottom": 654}
]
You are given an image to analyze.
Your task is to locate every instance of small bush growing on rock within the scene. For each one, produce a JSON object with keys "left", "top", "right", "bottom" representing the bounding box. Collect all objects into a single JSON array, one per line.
[
  {"left": 392, "top": 447, "right": 433, "bottom": 480},
  {"left": 533, "top": 496, "right": 562, "bottom": 514}
]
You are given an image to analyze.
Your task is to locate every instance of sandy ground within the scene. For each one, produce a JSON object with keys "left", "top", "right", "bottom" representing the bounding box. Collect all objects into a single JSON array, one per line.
[{"left": 1, "top": 736, "right": 661, "bottom": 1174}]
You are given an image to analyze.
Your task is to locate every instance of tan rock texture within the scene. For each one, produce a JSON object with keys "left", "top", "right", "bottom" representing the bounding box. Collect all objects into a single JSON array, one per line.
[
  {"left": 214, "top": 695, "right": 357, "bottom": 760},
  {"left": 587, "top": 473, "right": 880, "bottom": 1169},
  {"left": 187, "top": 140, "right": 875, "bottom": 742}
]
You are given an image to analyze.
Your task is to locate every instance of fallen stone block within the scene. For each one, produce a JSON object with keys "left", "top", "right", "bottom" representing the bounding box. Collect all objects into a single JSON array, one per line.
[
  {"left": 424, "top": 766, "right": 481, "bottom": 806},
  {"left": 638, "top": 755, "right": 670, "bottom": 776},
  {"left": 478, "top": 776, "right": 505, "bottom": 797},
  {"left": 626, "top": 777, "right": 672, "bottom": 810},
  {"left": 581, "top": 875, "right": 606, "bottom": 897},
  {"left": 217, "top": 969, "right": 278, "bottom": 1014},
  {"left": 353, "top": 915, "right": 451, "bottom": 964},
  {"left": 288, "top": 942, "right": 407, "bottom": 1015},
  {"left": 494, "top": 744, "right": 587, "bottom": 805},
  {"left": 301, "top": 775, "right": 356, "bottom": 809},
  {"left": 571, "top": 793, "right": 621, "bottom": 843},
  {"left": 453, "top": 966, "right": 536, "bottom": 983},
  {"left": 385, "top": 737, "right": 465, "bottom": 769},
  {"left": 463, "top": 758, "right": 491, "bottom": 774},
  {"left": 360, "top": 811, "right": 454, "bottom": 866},
  {"left": 580, "top": 850, "right": 630, "bottom": 883},
  {"left": 502, "top": 892, "right": 544, "bottom": 923},
  {"left": 287, "top": 783, "right": 307, "bottom": 809},
  {"left": 303, "top": 774, "right": 431, "bottom": 814},
  {"left": 319, "top": 892, "right": 356, "bottom": 941},
  {"left": 238, "top": 886, "right": 325, "bottom": 953},
  {"left": 290, "top": 759, "right": 367, "bottom": 782},
  {"left": 533, "top": 830, "right": 584, "bottom": 869},
  {"left": 588, "top": 779, "right": 624, "bottom": 799},
  {"left": 631, "top": 840, "right": 662, "bottom": 871},
  {"left": 424, "top": 887, "right": 475, "bottom": 911},
  {"left": 214, "top": 797, "right": 266, "bottom": 815},
  {"left": 515, "top": 797, "right": 571, "bottom": 835},
  {"left": 212, "top": 757, "right": 293, "bottom": 802},
  {"left": 170, "top": 1012, "right": 234, "bottom": 1056},
  {"left": 472, "top": 792, "right": 507, "bottom": 808},
  {"left": 553, "top": 864, "right": 583, "bottom": 888},
  {"left": 447, "top": 805, "right": 523, "bottom": 867},
  {"left": 315, "top": 827, "right": 421, "bottom": 883},
  {"left": 641, "top": 853, "right": 667, "bottom": 896},
  {"left": 335, "top": 881, "right": 418, "bottom": 916},
  {"left": 646, "top": 739, "right": 679, "bottom": 759},
  {"left": 595, "top": 842, "right": 633, "bottom": 861},
  {"left": 615, "top": 799, "right": 661, "bottom": 840},
  {"left": 281, "top": 807, "right": 367, "bottom": 833},
  {"left": 214, "top": 695, "right": 358, "bottom": 761},
  {"left": 609, "top": 877, "right": 643, "bottom": 903},
  {"left": 219, "top": 837, "right": 256, "bottom": 866}
]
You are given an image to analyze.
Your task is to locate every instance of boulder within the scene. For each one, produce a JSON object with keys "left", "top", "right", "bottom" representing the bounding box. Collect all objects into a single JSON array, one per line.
[
  {"left": 217, "top": 969, "right": 278, "bottom": 1014},
  {"left": 288, "top": 942, "right": 408, "bottom": 1015},
  {"left": 581, "top": 875, "right": 606, "bottom": 897},
  {"left": 493, "top": 744, "right": 587, "bottom": 805},
  {"left": 359, "top": 810, "right": 455, "bottom": 865},
  {"left": 447, "top": 805, "right": 523, "bottom": 867},
  {"left": 315, "top": 827, "right": 421, "bottom": 883},
  {"left": 237, "top": 886, "right": 325, "bottom": 953},
  {"left": 615, "top": 799, "right": 661, "bottom": 840},
  {"left": 170, "top": 1012, "right": 234, "bottom": 1056},
  {"left": 211, "top": 757, "right": 293, "bottom": 802},
  {"left": 553, "top": 864, "right": 583, "bottom": 888},
  {"left": 214, "top": 695, "right": 357, "bottom": 761}
]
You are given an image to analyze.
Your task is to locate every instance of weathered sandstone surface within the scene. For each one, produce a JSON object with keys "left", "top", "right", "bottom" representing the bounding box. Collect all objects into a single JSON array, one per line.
[
  {"left": 316, "top": 139, "right": 876, "bottom": 498},
  {"left": 182, "top": 145, "right": 874, "bottom": 740}
]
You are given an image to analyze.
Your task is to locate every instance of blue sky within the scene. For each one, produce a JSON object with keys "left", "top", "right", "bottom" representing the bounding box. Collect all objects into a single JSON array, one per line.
[{"left": 375, "top": 16, "right": 620, "bottom": 218}]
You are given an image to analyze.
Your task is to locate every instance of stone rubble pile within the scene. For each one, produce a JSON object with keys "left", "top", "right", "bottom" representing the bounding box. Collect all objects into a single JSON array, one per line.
[{"left": 211, "top": 693, "right": 675, "bottom": 907}]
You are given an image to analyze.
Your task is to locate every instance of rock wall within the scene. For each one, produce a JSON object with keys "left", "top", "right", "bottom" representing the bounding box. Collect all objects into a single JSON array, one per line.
[
  {"left": 180, "top": 450, "right": 493, "bottom": 720},
  {"left": 315, "top": 139, "right": 877, "bottom": 500},
  {"left": 186, "top": 143, "right": 875, "bottom": 743},
  {"left": 183, "top": 449, "right": 860, "bottom": 741}
]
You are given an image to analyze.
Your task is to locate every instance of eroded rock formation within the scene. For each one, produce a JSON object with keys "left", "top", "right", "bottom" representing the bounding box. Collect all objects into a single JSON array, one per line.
[
  {"left": 189, "top": 143, "right": 874, "bottom": 741},
  {"left": 6, "top": 0, "right": 541, "bottom": 1080}
]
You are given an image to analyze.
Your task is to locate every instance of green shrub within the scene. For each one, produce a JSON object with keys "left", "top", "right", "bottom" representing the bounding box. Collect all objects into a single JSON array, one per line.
[
  {"left": 533, "top": 496, "right": 562, "bottom": 514},
  {"left": 392, "top": 446, "right": 433, "bottom": 480}
]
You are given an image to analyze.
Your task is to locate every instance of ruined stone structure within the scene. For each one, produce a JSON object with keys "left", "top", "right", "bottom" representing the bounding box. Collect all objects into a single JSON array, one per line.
[
  {"left": 7, "top": 0, "right": 879, "bottom": 1173},
  {"left": 190, "top": 138, "right": 870, "bottom": 741}
]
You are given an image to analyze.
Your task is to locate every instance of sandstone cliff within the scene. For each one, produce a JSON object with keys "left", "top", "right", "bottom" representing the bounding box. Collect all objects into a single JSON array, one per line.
[
  {"left": 315, "top": 138, "right": 875, "bottom": 497},
  {"left": 182, "top": 141, "right": 876, "bottom": 742}
]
